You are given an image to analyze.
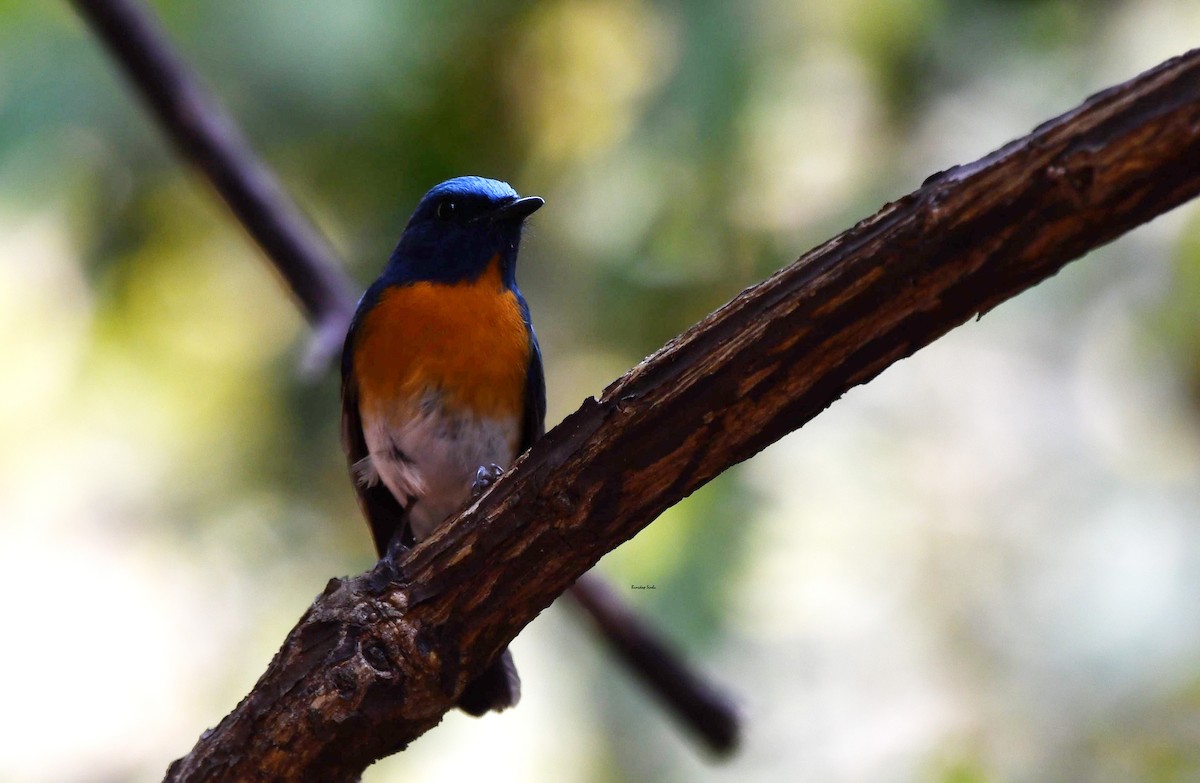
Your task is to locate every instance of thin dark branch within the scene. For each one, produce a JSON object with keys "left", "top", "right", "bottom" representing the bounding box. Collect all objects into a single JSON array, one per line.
[
  {"left": 69, "top": 0, "right": 743, "bottom": 756},
  {"left": 163, "top": 47, "right": 1200, "bottom": 783},
  {"left": 70, "top": 0, "right": 357, "bottom": 349},
  {"left": 567, "top": 575, "right": 742, "bottom": 754}
]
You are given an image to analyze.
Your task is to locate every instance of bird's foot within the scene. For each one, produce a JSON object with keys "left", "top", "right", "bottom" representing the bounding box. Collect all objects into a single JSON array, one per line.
[
  {"left": 472, "top": 463, "right": 504, "bottom": 499},
  {"left": 385, "top": 536, "right": 409, "bottom": 564},
  {"left": 384, "top": 522, "right": 417, "bottom": 564}
]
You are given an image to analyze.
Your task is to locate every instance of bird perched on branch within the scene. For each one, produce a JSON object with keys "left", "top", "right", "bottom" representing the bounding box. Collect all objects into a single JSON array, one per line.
[{"left": 340, "top": 176, "right": 545, "bottom": 715}]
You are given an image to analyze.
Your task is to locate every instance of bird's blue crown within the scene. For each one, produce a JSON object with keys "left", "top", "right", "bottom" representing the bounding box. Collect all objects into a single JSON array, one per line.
[{"left": 382, "top": 176, "right": 540, "bottom": 288}]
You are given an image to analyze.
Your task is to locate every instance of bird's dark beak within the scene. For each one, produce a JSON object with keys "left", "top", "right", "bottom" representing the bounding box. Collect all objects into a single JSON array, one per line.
[{"left": 490, "top": 195, "right": 544, "bottom": 224}]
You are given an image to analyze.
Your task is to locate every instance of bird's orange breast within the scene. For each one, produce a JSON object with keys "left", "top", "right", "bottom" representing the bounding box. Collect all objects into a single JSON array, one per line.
[{"left": 354, "top": 256, "right": 530, "bottom": 421}]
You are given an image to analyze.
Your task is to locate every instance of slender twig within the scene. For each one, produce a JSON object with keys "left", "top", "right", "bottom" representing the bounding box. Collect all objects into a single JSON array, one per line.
[
  {"left": 164, "top": 47, "right": 1200, "bottom": 781},
  {"left": 69, "top": 0, "right": 743, "bottom": 754},
  {"left": 70, "top": 0, "right": 357, "bottom": 357},
  {"left": 568, "top": 575, "right": 741, "bottom": 754}
]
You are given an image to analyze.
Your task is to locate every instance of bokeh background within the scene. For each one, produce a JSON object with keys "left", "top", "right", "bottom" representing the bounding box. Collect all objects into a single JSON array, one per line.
[{"left": 3, "top": 1, "right": 1200, "bottom": 781}]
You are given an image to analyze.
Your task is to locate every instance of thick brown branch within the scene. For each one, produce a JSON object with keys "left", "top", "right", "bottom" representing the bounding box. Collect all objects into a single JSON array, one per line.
[{"left": 163, "top": 49, "right": 1200, "bottom": 782}]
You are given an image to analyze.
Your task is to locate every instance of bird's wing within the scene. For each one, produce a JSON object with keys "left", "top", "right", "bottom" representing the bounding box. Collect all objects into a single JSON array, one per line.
[
  {"left": 521, "top": 307, "right": 547, "bottom": 451},
  {"left": 341, "top": 304, "right": 413, "bottom": 557}
]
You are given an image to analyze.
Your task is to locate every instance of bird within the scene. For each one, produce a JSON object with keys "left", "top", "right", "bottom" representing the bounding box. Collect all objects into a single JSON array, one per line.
[{"left": 340, "top": 176, "right": 546, "bottom": 716}]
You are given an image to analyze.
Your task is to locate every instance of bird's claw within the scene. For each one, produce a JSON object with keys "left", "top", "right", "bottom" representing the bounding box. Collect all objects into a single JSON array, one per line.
[
  {"left": 385, "top": 534, "right": 410, "bottom": 564},
  {"left": 472, "top": 463, "right": 504, "bottom": 498},
  {"left": 384, "top": 521, "right": 417, "bottom": 564}
]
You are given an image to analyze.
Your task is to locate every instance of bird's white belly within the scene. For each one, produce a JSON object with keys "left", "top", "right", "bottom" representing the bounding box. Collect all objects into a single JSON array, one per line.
[{"left": 359, "top": 393, "right": 520, "bottom": 540}]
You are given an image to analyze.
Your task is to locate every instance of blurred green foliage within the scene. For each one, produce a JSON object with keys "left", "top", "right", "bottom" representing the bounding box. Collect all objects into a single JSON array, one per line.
[{"left": 2, "top": 1, "right": 1200, "bottom": 782}]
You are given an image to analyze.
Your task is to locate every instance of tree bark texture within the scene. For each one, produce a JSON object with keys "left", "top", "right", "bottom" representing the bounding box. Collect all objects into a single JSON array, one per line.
[{"left": 163, "top": 49, "right": 1200, "bottom": 782}]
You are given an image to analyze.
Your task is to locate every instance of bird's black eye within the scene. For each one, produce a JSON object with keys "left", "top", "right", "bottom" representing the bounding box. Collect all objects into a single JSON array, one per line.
[{"left": 435, "top": 200, "right": 457, "bottom": 221}]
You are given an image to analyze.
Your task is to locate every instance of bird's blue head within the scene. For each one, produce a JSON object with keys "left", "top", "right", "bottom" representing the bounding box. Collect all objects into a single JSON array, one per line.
[{"left": 384, "top": 176, "right": 543, "bottom": 288}]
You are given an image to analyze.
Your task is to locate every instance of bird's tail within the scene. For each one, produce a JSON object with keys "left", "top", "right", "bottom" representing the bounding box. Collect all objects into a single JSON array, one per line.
[{"left": 457, "top": 648, "right": 520, "bottom": 716}]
